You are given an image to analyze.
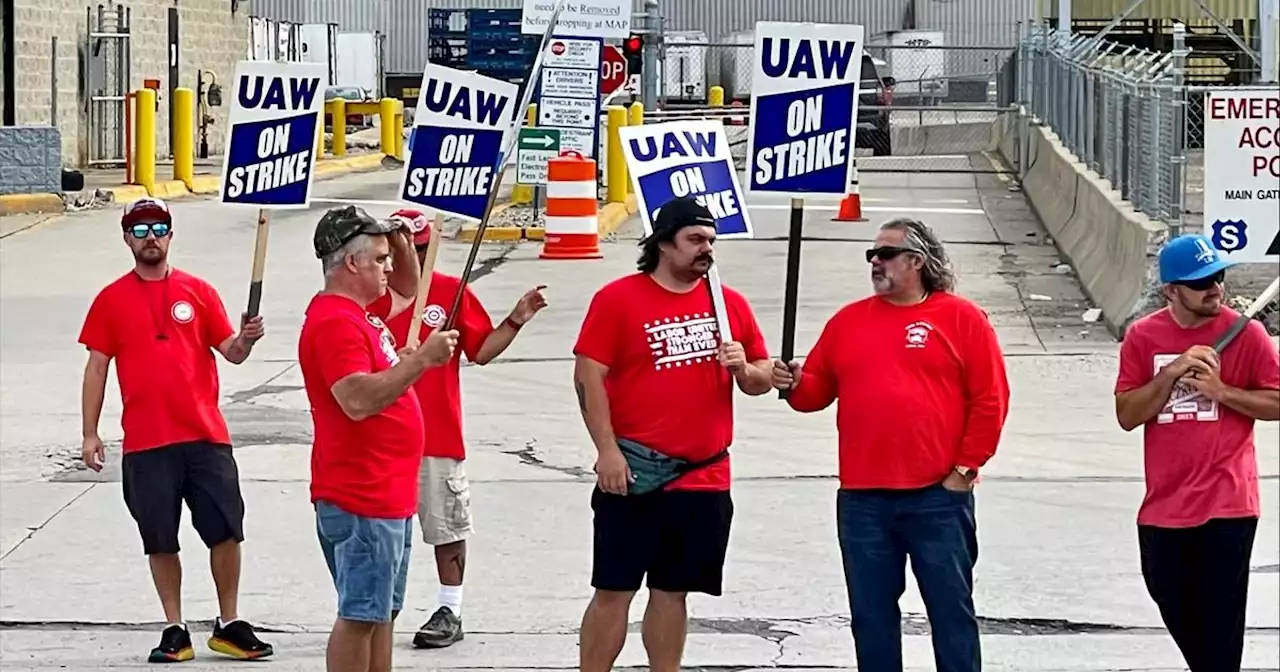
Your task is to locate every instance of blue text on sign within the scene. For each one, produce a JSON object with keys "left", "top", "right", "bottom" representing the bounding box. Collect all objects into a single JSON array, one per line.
[
  {"left": 237, "top": 75, "right": 321, "bottom": 110},
  {"left": 760, "top": 37, "right": 859, "bottom": 80},
  {"left": 225, "top": 120, "right": 314, "bottom": 199},
  {"left": 422, "top": 79, "right": 511, "bottom": 126},
  {"left": 404, "top": 132, "right": 494, "bottom": 198},
  {"left": 752, "top": 91, "right": 849, "bottom": 186}
]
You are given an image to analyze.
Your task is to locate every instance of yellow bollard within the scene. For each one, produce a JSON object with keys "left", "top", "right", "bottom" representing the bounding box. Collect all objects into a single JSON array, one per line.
[
  {"left": 709, "top": 86, "right": 724, "bottom": 109},
  {"left": 315, "top": 106, "right": 325, "bottom": 159},
  {"left": 627, "top": 102, "right": 644, "bottom": 194},
  {"left": 393, "top": 100, "right": 404, "bottom": 160},
  {"left": 380, "top": 98, "right": 398, "bottom": 157},
  {"left": 331, "top": 99, "right": 347, "bottom": 157},
  {"left": 606, "top": 105, "right": 628, "bottom": 204},
  {"left": 135, "top": 88, "right": 157, "bottom": 194},
  {"left": 172, "top": 87, "right": 195, "bottom": 189},
  {"left": 511, "top": 103, "right": 538, "bottom": 205}
]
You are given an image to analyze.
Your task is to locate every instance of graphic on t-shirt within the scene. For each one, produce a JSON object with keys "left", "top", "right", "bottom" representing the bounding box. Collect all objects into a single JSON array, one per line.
[
  {"left": 1154, "top": 353, "right": 1218, "bottom": 423},
  {"left": 905, "top": 321, "right": 934, "bottom": 349},
  {"left": 645, "top": 312, "right": 721, "bottom": 371},
  {"left": 423, "top": 304, "right": 447, "bottom": 328},
  {"left": 171, "top": 301, "right": 194, "bottom": 324},
  {"left": 367, "top": 313, "right": 401, "bottom": 366}
]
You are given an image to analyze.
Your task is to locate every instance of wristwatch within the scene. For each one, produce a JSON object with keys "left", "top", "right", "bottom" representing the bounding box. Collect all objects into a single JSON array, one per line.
[{"left": 954, "top": 466, "right": 976, "bottom": 480}]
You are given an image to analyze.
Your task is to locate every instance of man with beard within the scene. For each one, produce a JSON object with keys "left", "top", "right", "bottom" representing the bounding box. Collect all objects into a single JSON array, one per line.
[
  {"left": 78, "top": 197, "right": 273, "bottom": 663},
  {"left": 572, "top": 196, "right": 773, "bottom": 672},
  {"left": 1114, "top": 233, "right": 1280, "bottom": 672},
  {"left": 770, "top": 218, "right": 1009, "bottom": 672},
  {"left": 367, "top": 209, "right": 548, "bottom": 649}
]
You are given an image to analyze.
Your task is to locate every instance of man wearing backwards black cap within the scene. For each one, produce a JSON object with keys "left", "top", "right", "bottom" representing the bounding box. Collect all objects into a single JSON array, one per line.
[
  {"left": 572, "top": 196, "right": 773, "bottom": 672},
  {"left": 298, "top": 205, "right": 458, "bottom": 672},
  {"left": 78, "top": 196, "right": 272, "bottom": 663}
]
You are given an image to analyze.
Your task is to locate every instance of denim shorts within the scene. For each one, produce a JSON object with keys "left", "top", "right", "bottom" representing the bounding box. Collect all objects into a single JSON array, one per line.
[{"left": 315, "top": 500, "right": 414, "bottom": 623}]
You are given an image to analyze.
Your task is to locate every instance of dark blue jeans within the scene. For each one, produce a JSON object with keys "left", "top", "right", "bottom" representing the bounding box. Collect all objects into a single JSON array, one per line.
[{"left": 836, "top": 484, "right": 980, "bottom": 672}]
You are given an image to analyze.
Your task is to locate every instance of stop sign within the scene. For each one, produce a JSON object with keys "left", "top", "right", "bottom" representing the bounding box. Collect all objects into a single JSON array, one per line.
[{"left": 600, "top": 46, "right": 628, "bottom": 95}]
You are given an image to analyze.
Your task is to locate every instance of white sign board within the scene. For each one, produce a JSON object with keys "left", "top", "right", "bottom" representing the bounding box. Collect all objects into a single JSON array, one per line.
[
  {"left": 1203, "top": 89, "right": 1280, "bottom": 263},
  {"left": 521, "top": 0, "right": 630, "bottom": 39},
  {"left": 536, "top": 36, "right": 602, "bottom": 158}
]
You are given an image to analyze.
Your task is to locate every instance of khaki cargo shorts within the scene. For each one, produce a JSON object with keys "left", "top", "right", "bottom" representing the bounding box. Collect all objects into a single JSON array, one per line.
[{"left": 416, "top": 457, "right": 473, "bottom": 545}]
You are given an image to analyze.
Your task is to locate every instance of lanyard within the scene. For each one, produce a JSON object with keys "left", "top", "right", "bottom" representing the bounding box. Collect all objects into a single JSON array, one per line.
[{"left": 135, "top": 268, "right": 172, "bottom": 341}]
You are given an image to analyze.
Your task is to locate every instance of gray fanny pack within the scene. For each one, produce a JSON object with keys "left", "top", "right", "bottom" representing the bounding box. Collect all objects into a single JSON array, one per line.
[{"left": 616, "top": 437, "right": 729, "bottom": 495}]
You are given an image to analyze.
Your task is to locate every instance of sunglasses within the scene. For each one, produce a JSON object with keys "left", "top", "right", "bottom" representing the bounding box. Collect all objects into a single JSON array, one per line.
[
  {"left": 865, "top": 246, "right": 915, "bottom": 263},
  {"left": 1175, "top": 270, "right": 1225, "bottom": 291},
  {"left": 127, "top": 222, "right": 171, "bottom": 239}
]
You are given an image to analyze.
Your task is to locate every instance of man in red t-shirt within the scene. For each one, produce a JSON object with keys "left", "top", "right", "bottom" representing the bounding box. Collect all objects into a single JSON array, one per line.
[
  {"left": 572, "top": 197, "right": 773, "bottom": 672},
  {"left": 367, "top": 208, "right": 548, "bottom": 649},
  {"left": 298, "top": 206, "right": 458, "bottom": 672},
  {"left": 77, "top": 197, "right": 273, "bottom": 663},
  {"left": 771, "top": 217, "right": 1010, "bottom": 672},
  {"left": 1115, "top": 233, "right": 1280, "bottom": 672}
]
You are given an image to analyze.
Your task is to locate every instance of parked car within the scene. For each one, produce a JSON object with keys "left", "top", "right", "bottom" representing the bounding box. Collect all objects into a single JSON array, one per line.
[
  {"left": 857, "top": 55, "right": 895, "bottom": 156},
  {"left": 324, "top": 86, "right": 372, "bottom": 129}
]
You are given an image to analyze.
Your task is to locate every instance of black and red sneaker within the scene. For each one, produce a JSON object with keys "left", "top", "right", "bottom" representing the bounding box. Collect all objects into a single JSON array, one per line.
[
  {"left": 207, "top": 618, "right": 274, "bottom": 660},
  {"left": 148, "top": 624, "right": 194, "bottom": 663}
]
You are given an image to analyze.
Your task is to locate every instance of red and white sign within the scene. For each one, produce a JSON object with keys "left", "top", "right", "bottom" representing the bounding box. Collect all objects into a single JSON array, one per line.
[{"left": 600, "top": 45, "right": 628, "bottom": 95}]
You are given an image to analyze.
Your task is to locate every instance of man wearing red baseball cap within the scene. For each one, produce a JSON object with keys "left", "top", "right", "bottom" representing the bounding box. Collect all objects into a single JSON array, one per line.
[
  {"left": 367, "top": 208, "right": 548, "bottom": 648},
  {"left": 78, "top": 197, "right": 272, "bottom": 663}
]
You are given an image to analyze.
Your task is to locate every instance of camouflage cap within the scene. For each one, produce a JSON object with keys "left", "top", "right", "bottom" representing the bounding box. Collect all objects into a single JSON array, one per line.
[{"left": 313, "top": 205, "right": 397, "bottom": 259}]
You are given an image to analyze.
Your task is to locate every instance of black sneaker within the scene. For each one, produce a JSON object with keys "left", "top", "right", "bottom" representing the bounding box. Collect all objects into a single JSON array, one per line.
[
  {"left": 148, "top": 624, "right": 194, "bottom": 663},
  {"left": 412, "top": 606, "right": 464, "bottom": 648},
  {"left": 207, "top": 618, "right": 274, "bottom": 660}
]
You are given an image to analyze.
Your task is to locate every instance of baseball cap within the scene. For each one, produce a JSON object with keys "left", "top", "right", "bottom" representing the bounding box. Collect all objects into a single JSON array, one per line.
[
  {"left": 1158, "top": 233, "right": 1238, "bottom": 283},
  {"left": 643, "top": 196, "right": 716, "bottom": 243},
  {"left": 313, "top": 205, "right": 397, "bottom": 258},
  {"left": 121, "top": 197, "right": 172, "bottom": 228},
  {"left": 388, "top": 208, "right": 432, "bottom": 246}
]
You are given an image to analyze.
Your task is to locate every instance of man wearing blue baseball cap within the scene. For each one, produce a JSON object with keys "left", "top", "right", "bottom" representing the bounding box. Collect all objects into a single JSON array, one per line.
[{"left": 1114, "top": 233, "right": 1279, "bottom": 672}]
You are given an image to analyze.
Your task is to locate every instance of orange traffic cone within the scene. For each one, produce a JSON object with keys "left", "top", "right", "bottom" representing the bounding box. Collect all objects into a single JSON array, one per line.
[
  {"left": 539, "top": 151, "right": 604, "bottom": 260},
  {"left": 833, "top": 192, "right": 866, "bottom": 222}
]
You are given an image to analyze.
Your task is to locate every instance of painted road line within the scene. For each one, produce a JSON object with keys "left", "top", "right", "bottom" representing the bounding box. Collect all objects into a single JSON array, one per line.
[
  {"left": 747, "top": 203, "right": 986, "bottom": 215},
  {"left": 309, "top": 198, "right": 406, "bottom": 207}
]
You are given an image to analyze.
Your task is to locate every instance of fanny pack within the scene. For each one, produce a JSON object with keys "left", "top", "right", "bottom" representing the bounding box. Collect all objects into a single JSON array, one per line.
[{"left": 616, "top": 437, "right": 729, "bottom": 495}]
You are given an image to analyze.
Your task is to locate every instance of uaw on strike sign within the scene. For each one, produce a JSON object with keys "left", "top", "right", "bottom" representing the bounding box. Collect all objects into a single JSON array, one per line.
[
  {"left": 1204, "top": 89, "right": 1280, "bottom": 263},
  {"left": 746, "top": 22, "right": 864, "bottom": 196},
  {"left": 219, "top": 61, "right": 327, "bottom": 207},
  {"left": 399, "top": 63, "right": 518, "bottom": 222},
  {"left": 618, "top": 119, "right": 753, "bottom": 239}
]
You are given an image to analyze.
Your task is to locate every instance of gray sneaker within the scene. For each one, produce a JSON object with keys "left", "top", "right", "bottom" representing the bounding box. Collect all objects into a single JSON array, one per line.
[{"left": 412, "top": 606, "right": 463, "bottom": 649}]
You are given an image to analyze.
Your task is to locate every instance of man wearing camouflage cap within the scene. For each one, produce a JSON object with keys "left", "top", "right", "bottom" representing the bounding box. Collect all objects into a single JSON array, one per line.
[{"left": 297, "top": 205, "right": 459, "bottom": 672}]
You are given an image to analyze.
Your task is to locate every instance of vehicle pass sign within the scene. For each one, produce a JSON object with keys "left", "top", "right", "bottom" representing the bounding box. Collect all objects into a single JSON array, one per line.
[
  {"left": 219, "top": 61, "right": 327, "bottom": 208},
  {"left": 398, "top": 63, "right": 518, "bottom": 223},
  {"left": 745, "top": 21, "right": 864, "bottom": 196},
  {"left": 1203, "top": 89, "right": 1280, "bottom": 263},
  {"left": 619, "top": 119, "right": 753, "bottom": 239}
]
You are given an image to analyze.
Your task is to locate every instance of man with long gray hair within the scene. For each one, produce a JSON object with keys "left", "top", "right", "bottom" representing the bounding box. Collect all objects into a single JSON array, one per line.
[{"left": 771, "top": 218, "right": 1010, "bottom": 672}]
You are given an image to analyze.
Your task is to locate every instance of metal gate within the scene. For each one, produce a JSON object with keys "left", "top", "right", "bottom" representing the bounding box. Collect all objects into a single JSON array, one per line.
[{"left": 84, "top": 3, "right": 130, "bottom": 167}]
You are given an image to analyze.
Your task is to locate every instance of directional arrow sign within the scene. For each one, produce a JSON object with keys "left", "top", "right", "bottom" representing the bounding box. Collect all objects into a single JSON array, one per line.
[{"left": 516, "top": 128, "right": 562, "bottom": 186}]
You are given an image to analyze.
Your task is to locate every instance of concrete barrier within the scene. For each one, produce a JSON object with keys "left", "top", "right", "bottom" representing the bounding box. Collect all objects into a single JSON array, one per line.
[
  {"left": 889, "top": 120, "right": 1003, "bottom": 157},
  {"left": 1003, "top": 121, "right": 1165, "bottom": 338}
]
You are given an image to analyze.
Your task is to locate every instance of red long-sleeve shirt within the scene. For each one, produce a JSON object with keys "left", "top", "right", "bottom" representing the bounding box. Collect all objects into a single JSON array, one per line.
[{"left": 788, "top": 292, "right": 1010, "bottom": 489}]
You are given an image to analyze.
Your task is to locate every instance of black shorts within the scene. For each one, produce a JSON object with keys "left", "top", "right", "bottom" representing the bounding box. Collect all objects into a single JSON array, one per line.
[
  {"left": 121, "top": 441, "right": 246, "bottom": 555},
  {"left": 590, "top": 487, "right": 734, "bottom": 596}
]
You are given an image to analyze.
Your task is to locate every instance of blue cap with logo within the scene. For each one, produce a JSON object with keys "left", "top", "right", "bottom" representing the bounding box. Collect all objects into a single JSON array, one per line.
[{"left": 1158, "top": 233, "right": 1237, "bottom": 283}]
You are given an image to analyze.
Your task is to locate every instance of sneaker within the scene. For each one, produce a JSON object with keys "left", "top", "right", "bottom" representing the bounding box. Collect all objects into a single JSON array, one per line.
[
  {"left": 412, "top": 606, "right": 464, "bottom": 648},
  {"left": 207, "top": 618, "right": 274, "bottom": 660},
  {"left": 148, "top": 624, "right": 194, "bottom": 663}
]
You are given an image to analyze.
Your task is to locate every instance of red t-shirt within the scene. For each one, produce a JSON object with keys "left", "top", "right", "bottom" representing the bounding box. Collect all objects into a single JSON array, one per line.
[
  {"left": 1115, "top": 307, "right": 1280, "bottom": 528},
  {"left": 367, "top": 273, "right": 494, "bottom": 461},
  {"left": 298, "top": 293, "right": 425, "bottom": 519},
  {"left": 787, "top": 293, "right": 1011, "bottom": 490},
  {"left": 77, "top": 268, "right": 236, "bottom": 454},
  {"left": 572, "top": 272, "right": 769, "bottom": 491}
]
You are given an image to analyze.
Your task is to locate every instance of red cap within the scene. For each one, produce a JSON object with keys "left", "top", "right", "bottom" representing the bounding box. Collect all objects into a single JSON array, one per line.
[
  {"left": 122, "top": 197, "right": 171, "bottom": 227},
  {"left": 388, "top": 208, "right": 431, "bottom": 246}
]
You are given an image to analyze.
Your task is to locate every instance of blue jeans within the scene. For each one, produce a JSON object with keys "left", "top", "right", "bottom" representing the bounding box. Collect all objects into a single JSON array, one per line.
[
  {"left": 315, "top": 500, "right": 414, "bottom": 623},
  {"left": 836, "top": 484, "right": 980, "bottom": 672}
]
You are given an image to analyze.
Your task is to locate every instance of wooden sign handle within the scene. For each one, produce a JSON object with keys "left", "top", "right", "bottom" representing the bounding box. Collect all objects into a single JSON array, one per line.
[
  {"left": 407, "top": 214, "right": 445, "bottom": 348},
  {"left": 246, "top": 209, "right": 270, "bottom": 318}
]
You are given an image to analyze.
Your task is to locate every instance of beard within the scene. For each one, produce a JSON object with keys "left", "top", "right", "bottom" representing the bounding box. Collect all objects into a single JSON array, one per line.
[{"left": 133, "top": 244, "right": 166, "bottom": 266}]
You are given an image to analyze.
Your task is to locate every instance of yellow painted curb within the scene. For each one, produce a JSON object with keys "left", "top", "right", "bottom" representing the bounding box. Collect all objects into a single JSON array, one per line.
[
  {"left": 104, "top": 185, "right": 150, "bottom": 203},
  {"left": 598, "top": 193, "right": 638, "bottom": 238},
  {"left": 149, "top": 179, "right": 190, "bottom": 200},
  {"left": 189, "top": 174, "right": 221, "bottom": 195},
  {"left": 457, "top": 202, "right": 522, "bottom": 243},
  {"left": 315, "top": 152, "right": 387, "bottom": 177},
  {"left": 0, "top": 193, "right": 64, "bottom": 216}
]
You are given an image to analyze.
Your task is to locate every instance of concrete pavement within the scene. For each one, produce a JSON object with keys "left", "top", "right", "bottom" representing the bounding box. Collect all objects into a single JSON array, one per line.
[{"left": 1, "top": 162, "right": 1276, "bottom": 670}]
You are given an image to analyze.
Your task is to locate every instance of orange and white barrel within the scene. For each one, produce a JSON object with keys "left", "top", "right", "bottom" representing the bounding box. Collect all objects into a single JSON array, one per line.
[{"left": 540, "top": 151, "right": 603, "bottom": 260}]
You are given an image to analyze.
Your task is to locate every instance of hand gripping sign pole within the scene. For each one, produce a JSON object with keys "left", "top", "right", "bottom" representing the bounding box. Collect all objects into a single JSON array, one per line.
[{"left": 443, "top": 0, "right": 568, "bottom": 331}]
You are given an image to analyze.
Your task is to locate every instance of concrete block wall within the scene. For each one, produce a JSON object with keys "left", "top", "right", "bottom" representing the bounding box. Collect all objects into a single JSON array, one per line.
[
  {"left": 7, "top": 0, "right": 248, "bottom": 169},
  {"left": 0, "top": 127, "right": 63, "bottom": 195}
]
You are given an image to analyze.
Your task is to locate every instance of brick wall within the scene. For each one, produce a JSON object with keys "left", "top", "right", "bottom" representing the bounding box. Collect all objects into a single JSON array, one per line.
[
  {"left": 0, "top": 127, "right": 62, "bottom": 195},
  {"left": 8, "top": 0, "right": 247, "bottom": 170}
]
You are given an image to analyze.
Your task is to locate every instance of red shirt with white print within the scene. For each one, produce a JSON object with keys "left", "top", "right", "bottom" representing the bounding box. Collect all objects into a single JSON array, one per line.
[
  {"left": 1115, "top": 307, "right": 1280, "bottom": 528},
  {"left": 572, "top": 272, "right": 769, "bottom": 491},
  {"left": 367, "top": 273, "right": 494, "bottom": 461},
  {"left": 77, "top": 268, "right": 236, "bottom": 454}
]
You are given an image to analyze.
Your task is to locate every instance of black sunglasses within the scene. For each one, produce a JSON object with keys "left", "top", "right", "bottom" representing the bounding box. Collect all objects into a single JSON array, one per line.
[
  {"left": 1175, "top": 270, "right": 1225, "bottom": 291},
  {"left": 865, "top": 246, "right": 915, "bottom": 263},
  {"left": 127, "top": 222, "right": 171, "bottom": 239}
]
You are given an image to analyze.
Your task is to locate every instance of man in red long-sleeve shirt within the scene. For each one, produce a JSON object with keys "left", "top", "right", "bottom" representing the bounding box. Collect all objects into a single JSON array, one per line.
[{"left": 771, "top": 217, "right": 1010, "bottom": 672}]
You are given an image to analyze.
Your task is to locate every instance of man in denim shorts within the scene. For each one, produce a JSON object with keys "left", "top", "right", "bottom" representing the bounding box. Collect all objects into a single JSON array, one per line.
[{"left": 298, "top": 206, "right": 458, "bottom": 672}]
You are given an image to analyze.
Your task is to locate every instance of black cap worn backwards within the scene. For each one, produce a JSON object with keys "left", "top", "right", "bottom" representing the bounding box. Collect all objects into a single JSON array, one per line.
[
  {"left": 643, "top": 196, "right": 716, "bottom": 244},
  {"left": 313, "top": 205, "right": 397, "bottom": 258}
]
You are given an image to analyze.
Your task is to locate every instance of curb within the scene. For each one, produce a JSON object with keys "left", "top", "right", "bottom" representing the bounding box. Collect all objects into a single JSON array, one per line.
[
  {"left": 457, "top": 193, "right": 638, "bottom": 244},
  {"left": 0, "top": 193, "right": 65, "bottom": 217},
  {"left": 457, "top": 202, "right": 520, "bottom": 243}
]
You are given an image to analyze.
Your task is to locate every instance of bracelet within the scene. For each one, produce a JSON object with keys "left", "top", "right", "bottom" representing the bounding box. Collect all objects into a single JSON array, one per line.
[{"left": 503, "top": 317, "right": 523, "bottom": 331}]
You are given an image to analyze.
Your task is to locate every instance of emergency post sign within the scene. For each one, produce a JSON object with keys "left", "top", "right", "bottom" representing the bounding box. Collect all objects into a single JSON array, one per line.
[
  {"left": 399, "top": 64, "right": 518, "bottom": 222},
  {"left": 1203, "top": 89, "right": 1280, "bottom": 262},
  {"left": 219, "top": 61, "right": 327, "bottom": 208},
  {"left": 745, "top": 21, "right": 864, "bottom": 196},
  {"left": 619, "top": 119, "right": 753, "bottom": 239}
]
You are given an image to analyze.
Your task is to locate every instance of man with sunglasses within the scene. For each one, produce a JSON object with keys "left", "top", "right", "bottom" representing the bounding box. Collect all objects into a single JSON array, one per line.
[
  {"left": 366, "top": 208, "right": 547, "bottom": 649},
  {"left": 78, "top": 197, "right": 272, "bottom": 663},
  {"left": 770, "top": 218, "right": 1009, "bottom": 672},
  {"left": 1114, "top": 233, "right": 1280, "bottom": 672}
]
